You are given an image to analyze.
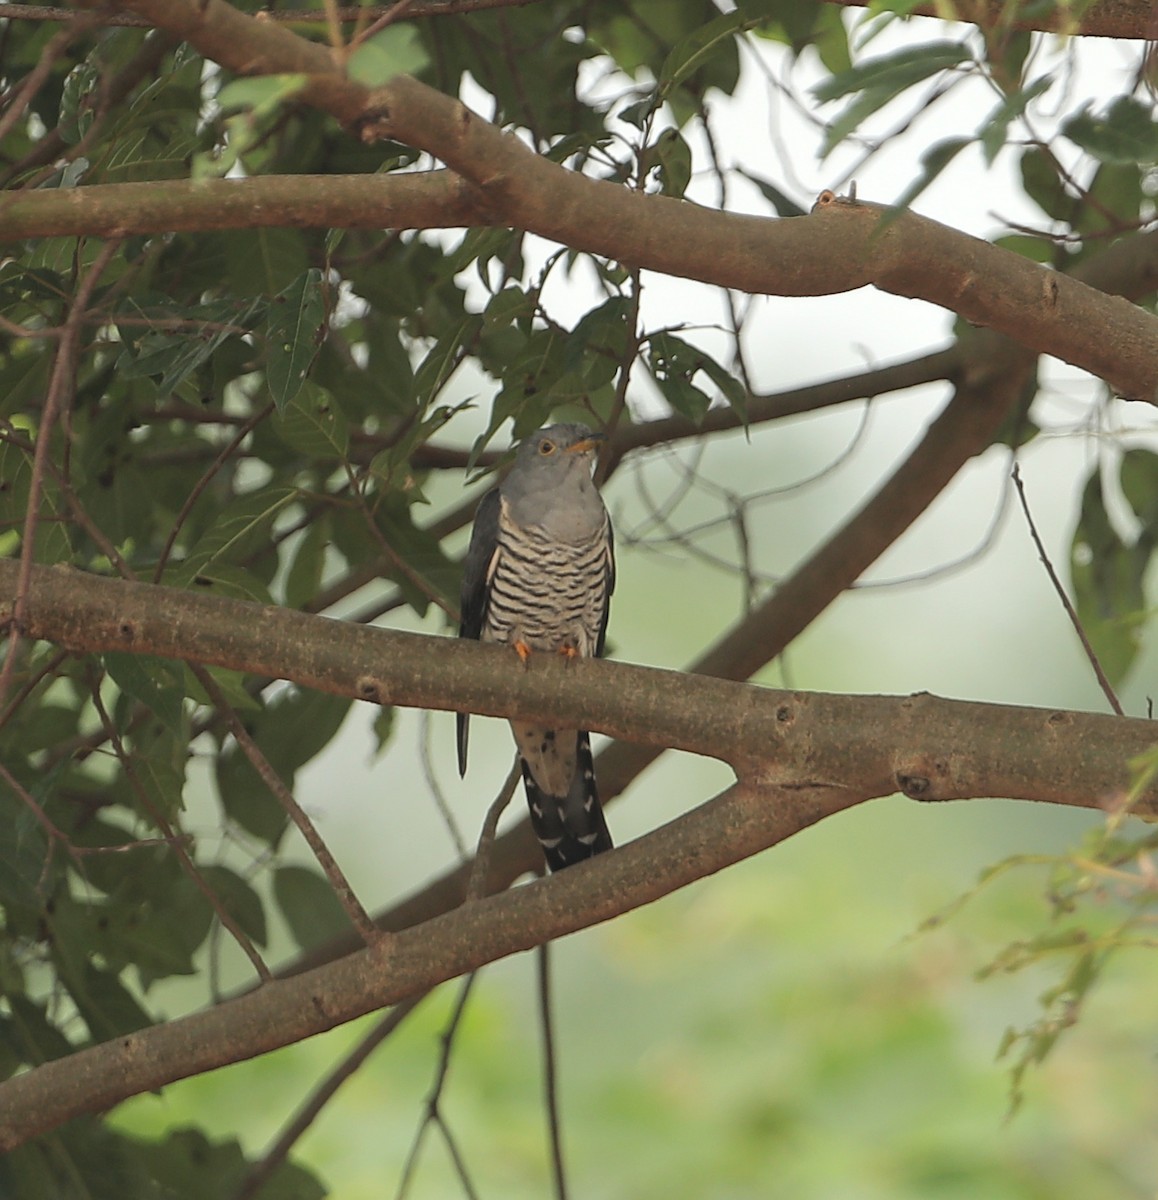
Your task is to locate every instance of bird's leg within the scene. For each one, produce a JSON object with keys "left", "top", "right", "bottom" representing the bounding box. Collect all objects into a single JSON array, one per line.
[
  {"left": 514, "top": 640, "right": 533, "bottom": 666},
  {"left": 558, "top": 644, "right": 580, "bottom": 665}
]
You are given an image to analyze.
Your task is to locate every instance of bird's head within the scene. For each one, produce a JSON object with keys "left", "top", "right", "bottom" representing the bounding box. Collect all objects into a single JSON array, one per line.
[{"left": 511, "top": 423, "right": 605, "bottom": 482}]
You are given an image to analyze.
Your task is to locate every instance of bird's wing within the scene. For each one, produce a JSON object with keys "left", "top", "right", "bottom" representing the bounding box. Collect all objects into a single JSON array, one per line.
[
  {"left": 595, "top": 514, "right": 615, "bottom": 659},
  {"left": 457, "top": 487, "right": 502, "bottom": 775}
]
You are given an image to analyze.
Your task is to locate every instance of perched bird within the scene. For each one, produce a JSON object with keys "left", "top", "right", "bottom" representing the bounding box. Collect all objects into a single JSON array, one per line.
[{"left": 457, "top": 423, "right": 616, "bottom": 872}]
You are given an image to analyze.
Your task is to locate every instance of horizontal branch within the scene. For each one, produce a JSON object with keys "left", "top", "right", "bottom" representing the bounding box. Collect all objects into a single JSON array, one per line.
[
  {"left": 0, "top": 0, "right": 545, "bottom": 25},
  {"left": 3, "top": 548, "right": 1158, "bottom": 1141},
  {"left": 0, "top": 777, "right": 848, "bottom": 1148},
  {"left": 46, "top": 0, "right": 1158, "bottom": 400},
  {"left": 12, "top": 0, "right": 1154, "bottom": 39},
  {"left": 0, "top": 172, "right": 484, "bottom": 239},
  {"left": 2, "top": 558, "right": 1154, "bottom": 814},
  {"left": 824, "top": 0, "right": 1158, "bottom": 39}
]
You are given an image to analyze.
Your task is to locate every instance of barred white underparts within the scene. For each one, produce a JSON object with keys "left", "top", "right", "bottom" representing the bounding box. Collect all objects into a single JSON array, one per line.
[{"left": 457, "top": 424, "right": 616, "bottom": 872}]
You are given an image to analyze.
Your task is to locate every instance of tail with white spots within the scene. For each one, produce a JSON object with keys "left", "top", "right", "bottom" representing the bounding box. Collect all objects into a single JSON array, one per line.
[{"left": 521, "top": 731, "right": 613, "bottom": 872}]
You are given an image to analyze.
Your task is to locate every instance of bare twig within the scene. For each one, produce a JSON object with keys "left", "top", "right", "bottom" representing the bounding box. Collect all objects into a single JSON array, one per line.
[
  {"left": 1011, "top": 463, "right": 1124, "bottom": 716},
  {"left": 190, "top": 663, "right": 381, "bottom": 945},
  {"left": 234, "top": 993, "right": 427, "bottom": 1200},
  {"left": 86, "top": 669, "right": 274, "bottom": 982},
  {"left": 0, "top": 22, "right": 83, "bottom": 144},
  {"left": 153, "top": 403, "right": 275, "bottom": 583},
  {"left": 0, "top": 239, "right": 122, "bottom": 714},
  {"left": 537, "top": 941, "right": 568, "bottom": 1200},
  {"left": 467, "top": 758, "right": 522, "bottom": 901},
  {"left": 395, "top": 974, "right": 480, "bottom": 1200}
]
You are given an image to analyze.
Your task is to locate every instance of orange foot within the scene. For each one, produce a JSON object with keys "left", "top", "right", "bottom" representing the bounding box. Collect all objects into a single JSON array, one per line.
[
  {"left": 514, "top": 640, "right": 532, "bottom": 665},
  {"left": 558, "top": 645, "right": 580, "bottom": 663}
]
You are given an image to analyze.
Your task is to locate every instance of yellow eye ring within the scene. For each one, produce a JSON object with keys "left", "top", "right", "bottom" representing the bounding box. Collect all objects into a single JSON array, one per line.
[{"left": 539, "top": 439, "right": 556, "bottom": 455}]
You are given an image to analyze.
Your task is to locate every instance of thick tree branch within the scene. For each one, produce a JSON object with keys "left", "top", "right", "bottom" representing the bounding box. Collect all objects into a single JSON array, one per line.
[
  {"left": 1, "top": 557, "right": 1154, "bottom": 817},
  {"left": 57, "top": 1, "right": 1158, "bottom": 400},
  {"left": 823, "top": 0, "right": 1158, "bottom": 40},
  {"left": 0, "top": 172, "right": 484, "bottom": 238},
  {"left": 2, "top": 616, "right": 1156, "bottom": 1147},
  {"left": 13, "top": 0, "right": 1158, "bottom": 38},
  {"left": 0, "top": 777, "right": 843, "bottom": 1149},
  {"left": 6, "top": 174, "right": 1157, "bottom": 401},
  {"left": 2, "top": 662, "right": 1155, "bottom": 1153}
]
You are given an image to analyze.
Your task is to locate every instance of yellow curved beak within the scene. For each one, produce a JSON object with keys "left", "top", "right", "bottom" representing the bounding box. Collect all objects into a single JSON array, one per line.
[{"left": 565, "top": 433, "right": 606, "bottom": 454}]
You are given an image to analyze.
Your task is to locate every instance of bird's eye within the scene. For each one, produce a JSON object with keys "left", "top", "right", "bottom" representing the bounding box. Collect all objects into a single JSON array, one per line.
[{"left": 539, "top": 439, "right": 556, "bottom": 455}]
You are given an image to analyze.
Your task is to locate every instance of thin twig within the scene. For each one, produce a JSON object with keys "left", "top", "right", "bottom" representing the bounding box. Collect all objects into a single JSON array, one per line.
[
  {"left": 86, "top": 669, "right": 274, "bottom": 982},
  {"left": 537, "top": 941, "right": 568, "bottom": 1200},
  {"left": 0, "top": 239, "right": 122, "bottom": 714},
  {"left": 466, "top": 758, "right": 521, "bottom": 901},
  {"left": 1011, "top": 462, "right": 1124, "bottom": 716},
  {"left": 191, "top": 663, "right": 381, "bottom": 944},
  {"left": 388, "top": 766, "right": 518, "bottom": 1198},
  {"left": 419, "top": 709, "right": 469, "bottom": 861},
  {"left": 233, "top": 992, "right": 427, "bottom": 1200},
  {"left": 0, "top": 23, "right": 81, "bottom": 144},
  {"left": 395, "top": 973, "right": 479, "bottom": 1200},
  {"left": 351, "top": 0, "right": 417, "bottom": 47},
  {"left": 152, "top": 402, "right": 274, "bottom": 583}
]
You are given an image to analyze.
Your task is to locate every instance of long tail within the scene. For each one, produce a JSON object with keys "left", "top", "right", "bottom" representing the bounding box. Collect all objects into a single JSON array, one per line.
[{"left": 521, "top": 731, "right": 613, "bottom": 872}]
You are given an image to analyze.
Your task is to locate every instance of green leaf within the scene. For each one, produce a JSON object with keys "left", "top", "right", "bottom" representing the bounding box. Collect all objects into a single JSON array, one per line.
[
  {"left": 273, "top": 865, "right": 351, "bottom": 952},
  {"left": 102, "top": 653, "right": 187, "bottom": 739},
  {"left": 371, "top": 704, "right": 396, "bottom": 757},
  {"left": 1019, "top": 146, "right": 1071, "bottom": 223},
  {"left": 372, "top": 500, "right": 460, "bottom": 615},
  {"left": 120, "top": 298, "right": 263, "bottom": 396},
  {"left": 980, "top": 75, "right": 1052, "bottom": 166},
  {"left": 216, "top": 748, "right": 288, "bottom": 848},
  {"left": 175, "top": 563, "right": 274, "bottom": 606},
  {"left": 559, "top": 298, "right": 630, "bottom": 395},
  {"left": 272, "top": 381, "right": 350, "bottom": 458},
  {"left": 892, "top": 136, "right": 971, "bottom": 212},
  {"left": 200, "top": 865, "right": 268, "bottom": 947},
  {"left": 62, "top": 961, "right": 153, "bottom": 1043},
  {"left": 1, "top": 996, "right": 73, "bottom": 1068},
  {"left": 1064, "top": 96, "right": 1158, "bottom": 166},
  {"left": 266, "top": 268, "right": 327, "bottom": 412},
  {"left": 59, "top": 62, "right": 99, "bottom": 145},
  {"left": 814, "top": 40, "right": 971, "bottom": 102},
  {"left": 414, "top": 315, "right": 484, "bottom": 408},
  {"left": 217, "top": 74, "right": 308, "bottom": 117},
  {"left": 647, "top": 331, "right": 740, "bottom": 424},
  {"left": 658, "top": 11, "right": 749, "bottom": 99},
  {"left": 645, "top": 128, "right": 693, "bottom": 197},
  {"left": 284, "top": 515, "right": 330, "bottom": 609},
  {"left": 135, "top": 1129, "right": 326, "bottom": 1200},
  {"left": 0, "top": 786, "right": 50, "bottom": 915},
  {"left": 215, "top": 688, "right": 353, "bottom": 847},
  {"left": 736, "top": 168, "right": 807, "bottom": 217},
  {"left": 483, "top": 285, "right": 536, "bottom": 330},
  {"left": 0, "top": 434, "right": 72, "bottom": 564},
  {"left": 814, "top": 41, "right": 972, "bottom": 155},
  {"left": 347, "top": 25, "right": 431, "bottom": 86},
  {"left": 116, "top": 719, "right": 188, "bottom": 822},
  {"left": 1120, "top": 448, "right": 1158, "bottom": 537},
  {"left": 1070, "top": 469, "right": 1148, "bottom": 685},
  {"left": 220, "top": 227, "right": 311, "bottom": 297},
  {"left": 171, "top": 486, "right": 297, "bottom": 586}
]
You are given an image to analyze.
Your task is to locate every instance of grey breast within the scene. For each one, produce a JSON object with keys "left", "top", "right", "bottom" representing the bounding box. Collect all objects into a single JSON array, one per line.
[{"left": 482, "top": 499, "right": 611, "bottom": 655}]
